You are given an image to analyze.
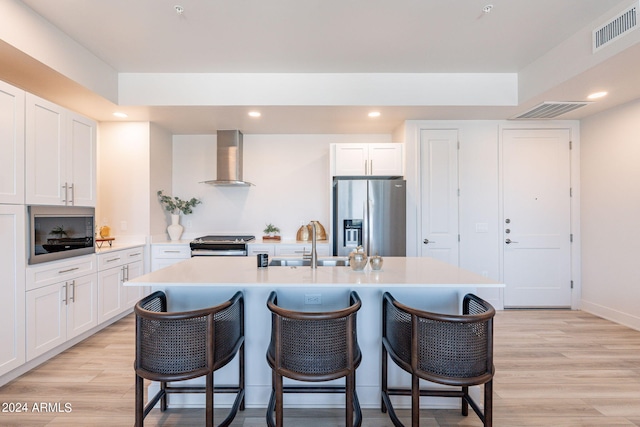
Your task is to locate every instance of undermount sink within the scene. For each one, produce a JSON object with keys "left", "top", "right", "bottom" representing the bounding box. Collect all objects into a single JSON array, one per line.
[{"left": 269, "top": 257, "right": 350, "bottom": 267}]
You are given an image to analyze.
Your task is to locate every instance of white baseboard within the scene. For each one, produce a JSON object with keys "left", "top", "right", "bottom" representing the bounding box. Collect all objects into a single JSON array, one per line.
[{"left": 581, "top": 300, "right": 640, "bottom": 331}]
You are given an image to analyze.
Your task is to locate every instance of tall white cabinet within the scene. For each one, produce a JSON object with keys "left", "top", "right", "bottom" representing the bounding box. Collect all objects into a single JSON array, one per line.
[
  {"left": 25, "top": 93, "right": 96, "bottom": 207},
  {"left": 0, "top": 205, "right": 26, "bottom": 376},
  {"left": 0, "top": 81, "right": 25, "bottom": 204}
]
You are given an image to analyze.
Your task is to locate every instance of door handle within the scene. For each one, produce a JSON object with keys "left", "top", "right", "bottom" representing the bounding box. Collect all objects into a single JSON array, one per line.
[
  {"left": 505, "top": 238, "right": 519, "bottom": 244},
  {"left": 423, "top": 239, "right": 436, "bottom": 244}
]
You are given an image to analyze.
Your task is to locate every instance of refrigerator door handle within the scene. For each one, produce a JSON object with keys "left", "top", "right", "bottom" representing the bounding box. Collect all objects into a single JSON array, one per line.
[
  {"left": 367, "top": 196, "right": 374, "bottom": 255},
  {"left": 362, "top": 200, "right": 369, "bottom": 254}
]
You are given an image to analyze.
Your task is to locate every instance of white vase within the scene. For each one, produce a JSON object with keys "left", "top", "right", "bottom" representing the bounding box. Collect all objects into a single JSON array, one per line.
[{"left": 167, "top": 214, "right": 184, "bottom": 241}]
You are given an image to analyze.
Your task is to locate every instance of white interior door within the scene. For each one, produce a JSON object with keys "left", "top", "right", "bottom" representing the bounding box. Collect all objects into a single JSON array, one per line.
[
  {"left": 502, "top": 129, "right": 572, "bottom": 307},
  {"left": 420, "top": 129, "right": 459, "bottom": 265}
]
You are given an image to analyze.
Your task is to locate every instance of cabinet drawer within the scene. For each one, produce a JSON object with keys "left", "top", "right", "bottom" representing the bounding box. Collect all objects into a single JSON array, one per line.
[
  {"left": 274, "top": 244, "right": 330, "bottom": 257},
  {"left": 151, "top": 244, "right": 191, "bottom": 259},
  {"left": 98, "top": 246, "right": 145, "bottom": 270},
  {"left": 27, "top": 255, "right": 97, "bottom": 291}
]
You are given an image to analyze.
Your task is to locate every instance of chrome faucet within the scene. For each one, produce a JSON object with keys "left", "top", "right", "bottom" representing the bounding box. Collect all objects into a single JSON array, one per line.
[{"left": 310, "top": 221, "right": 318, "bottom": 269}]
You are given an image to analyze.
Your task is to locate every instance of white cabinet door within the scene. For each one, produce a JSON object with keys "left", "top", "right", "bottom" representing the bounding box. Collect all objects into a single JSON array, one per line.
[
  {"left": 67, "top": 111, "right": 96, "bottom": 207},
  {"left": 26, "top": 283, "right": 66, "bottom": 360},
  {"left": 25, "top": 94, "right": 97, "bottom": 206},
  {"left": 97, "top": 267, "right": 123, "bottom": 324},
  {"left": 334, "top": 144, "right": 369, "bottom": 175},
  {"left": 0, "top": 81, "right": 25, "bottom": 204},
  {"left": 25, "top": 94, "right": 66, "bottom": 205},
  {"left": 122, "top": 260, "right": 145, "bottom": 309},
  {"left": 0, "top": 205, "right": 26, "bottom": 375},
  {"left": 334, "top": 143, "right": 404, "bottom": 176},
  {"left": 66, "top": 274, "right": 98, "bottom": 340},
  {"left": 369, "top": 143, "right": 404, "bottom": 176}
]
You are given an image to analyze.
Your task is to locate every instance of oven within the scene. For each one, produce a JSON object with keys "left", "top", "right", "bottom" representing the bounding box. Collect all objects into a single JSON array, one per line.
[{"left": 190, "top": 235, "right": 255, "bottom": 257}]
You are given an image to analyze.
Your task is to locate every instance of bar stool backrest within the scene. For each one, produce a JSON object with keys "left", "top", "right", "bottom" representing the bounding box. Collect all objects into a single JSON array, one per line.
[
  {"left": 383, "top": 292, "right": 495, "bottom": 386},
  {"left": 267, "top": 291, "right": 362, "bottom": 382},
  {"left": 135, "top": 291, "right": 244, "bottom": 382}
]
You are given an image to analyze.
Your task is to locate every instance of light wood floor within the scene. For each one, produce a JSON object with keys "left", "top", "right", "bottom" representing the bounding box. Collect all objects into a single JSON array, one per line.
[{"left": 1, "top": 309, "right": 639, "bottom": 426}]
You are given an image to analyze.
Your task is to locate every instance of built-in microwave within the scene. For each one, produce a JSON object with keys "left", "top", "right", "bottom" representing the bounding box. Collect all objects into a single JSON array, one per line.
[{"left": 28, "top": 205, "right": 95, "bottom": 265}]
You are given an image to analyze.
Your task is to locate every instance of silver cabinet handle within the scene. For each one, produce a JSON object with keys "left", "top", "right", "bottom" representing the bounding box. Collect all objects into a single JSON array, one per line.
[
  {"left": 69, "top": 280, "right": 75, "bottom": 303},
  {"left": 364, "top": 160, "right": 368, "bottom": 175},
  {"left": 59, "top": 267, "right": 79, "bottom": 274},
  {"left": 62, "top": 283, "right": 68, "bottom": 305},
  {"left": 423, "top": 239, "right": 436, "bottom": 244},
  {"left": 106, "top": 257, "right": 121, "bottom": 263},
  {"left": 505, "top": 238, "right": 519, "bottom": 244},
  {"left": 62, "top": 182, "right": 68, "bottom": 204},
  {"left": 128, "top": 252, "right": 142, "bottom": 257},
  {"left": 68, "top": 183, "right": 74, "bottom": 205}
]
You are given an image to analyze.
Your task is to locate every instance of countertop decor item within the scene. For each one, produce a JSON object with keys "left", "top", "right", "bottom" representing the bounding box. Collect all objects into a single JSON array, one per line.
[
  {"left": 370, "top": 254, "right": 383, "bottom": 270},
  {"left": 296, "top": 224, "right": 310, "bottom": 241},
  {"left": 309, "top": 220, "right": 327, "bottom": 240},
  {"left": 263, "top": 223, "right": 281, "bottom": 241},
  {"left": 349, "top": 246, "right": 368, "bottom": 271},
  {"left": 157, "top": 190, "right": 201, "bottom": 241}
]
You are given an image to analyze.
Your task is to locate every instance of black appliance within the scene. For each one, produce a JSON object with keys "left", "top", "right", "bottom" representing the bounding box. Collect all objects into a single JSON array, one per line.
[
  {"left": 190, "top": 235, "right": 255, "bottom": 256},
  {"left": 28, "top": 205, "right": 95, "bottom": 265}
]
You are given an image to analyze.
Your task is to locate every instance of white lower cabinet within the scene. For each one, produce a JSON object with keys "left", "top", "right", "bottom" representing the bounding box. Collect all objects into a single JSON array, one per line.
[
  {"left": 26, "top": 273, "right": 97, "bottom": 361},
  {"left": 97, "top": 247, "right": 145, "bottom": 323}
]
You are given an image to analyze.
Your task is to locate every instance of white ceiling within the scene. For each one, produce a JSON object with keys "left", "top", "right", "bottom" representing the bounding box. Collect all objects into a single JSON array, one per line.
[{"left": 5, "top": 0, "right": 640, "bottom": 134}]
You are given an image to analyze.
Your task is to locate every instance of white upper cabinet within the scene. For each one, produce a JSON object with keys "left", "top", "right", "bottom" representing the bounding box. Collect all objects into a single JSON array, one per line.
[
  {"left": 25, "top": 94, "right": 96, "bottom": 206},
  {"left": 333, "top": 143, "right": 404, "bottom": 176},
  {"left": 0, "top": 81, "right": 25, "bottom": 204}
]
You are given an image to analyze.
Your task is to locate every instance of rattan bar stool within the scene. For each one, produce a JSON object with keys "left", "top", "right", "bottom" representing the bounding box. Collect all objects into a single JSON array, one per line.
[
  {"left": 266, "top": 290, "right": 363, "bottom": 427},
  {"left": 134, "top": 290, "right": 245, "bottom": 427},
  {"left": 381, "top": 292, "right": 495, "bottom": 427}
]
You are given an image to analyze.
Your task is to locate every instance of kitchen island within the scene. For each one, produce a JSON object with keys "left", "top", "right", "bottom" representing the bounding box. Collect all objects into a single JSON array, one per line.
[{"left": 126, "top": 256, "right": 503, "bottom": 409}]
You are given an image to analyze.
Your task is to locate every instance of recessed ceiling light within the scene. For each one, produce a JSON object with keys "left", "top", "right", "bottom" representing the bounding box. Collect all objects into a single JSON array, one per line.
[
  {"left": 368, "top": 111, "right": 381, "bottom": 118},
  {"left": 113, "top": 112, "right": 128, "bottom": 118},
  {"left": 587, "top": 91, "right": 608, "bottom": 100},
  {"left": 248, "top": 111, "right": 261, "bottom": 117}
]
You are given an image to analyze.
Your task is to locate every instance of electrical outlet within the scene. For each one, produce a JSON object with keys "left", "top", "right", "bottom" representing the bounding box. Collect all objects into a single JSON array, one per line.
[{"left": 305, "top": 294, "right": 322, "bottom": 305}]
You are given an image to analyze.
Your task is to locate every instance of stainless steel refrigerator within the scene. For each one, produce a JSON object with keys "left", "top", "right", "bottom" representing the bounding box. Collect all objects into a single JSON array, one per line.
[{"left": 333, "top": 177, "right": 406, "bottom": 257}]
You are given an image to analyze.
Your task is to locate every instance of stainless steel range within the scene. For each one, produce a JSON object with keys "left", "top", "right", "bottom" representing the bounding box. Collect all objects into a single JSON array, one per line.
[{"left": 190, "top": 235, "right": 255, "bottom": 257}]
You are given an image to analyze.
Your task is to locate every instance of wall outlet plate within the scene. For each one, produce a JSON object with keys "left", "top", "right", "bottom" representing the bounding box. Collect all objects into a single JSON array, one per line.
[{"left": 305, "top": 294, "right": 321, "bottom": 305}]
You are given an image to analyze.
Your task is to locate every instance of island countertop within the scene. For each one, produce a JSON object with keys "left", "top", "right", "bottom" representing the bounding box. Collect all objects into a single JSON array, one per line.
[{"left": 125, "top": 256, "right": 502, "bottom": 288}]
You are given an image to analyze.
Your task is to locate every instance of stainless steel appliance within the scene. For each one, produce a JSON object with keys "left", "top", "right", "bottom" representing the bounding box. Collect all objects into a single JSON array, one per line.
[
  {"left": 333, "top": 178, "right": 406, "bottom": 257},
  {"left": 190, "top": 235, "right": 255, "bottom": 256},
  {"left": 28, "top": 205, "right": 95, "bottom": 265}
]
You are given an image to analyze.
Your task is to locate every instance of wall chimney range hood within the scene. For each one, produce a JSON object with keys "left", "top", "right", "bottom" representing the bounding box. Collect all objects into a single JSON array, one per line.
[{"left": 203, "top": 130, "right": 254, "bottom": 186}]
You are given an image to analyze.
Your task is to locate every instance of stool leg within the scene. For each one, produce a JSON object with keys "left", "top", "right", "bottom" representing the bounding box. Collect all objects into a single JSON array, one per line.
[
  {"left": 381, "top": 344, "right": 388, "bottom": 413},
  {"left": 160, "top": 381, "right": 167, "bottom": 411},
  {"left": 411, "top": 373, "right": 419, "bottom": 427},
  {"left": 346, "top": 372, "right": 354, "bottom": 427},
  {"left": 135, "top": 374, "right": 144, "bottom": 427},
  {"left": 484, "top": 380, "right": 493, "bottom": 427},
  {"left": 239, "top": 341, "right": 246, "bottom": 411},
  {"left": 275, "top": 372, "right": 284, "bottom": 427},
  {"left": 462, "top": 385, "right": 469, "bottom": 416},
  {"left": 207, "top": 373, "right": 214, "bottom": 427}
]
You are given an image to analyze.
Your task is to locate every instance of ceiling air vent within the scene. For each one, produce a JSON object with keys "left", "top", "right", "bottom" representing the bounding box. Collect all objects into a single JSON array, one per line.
[
  {"left": 593, "top": 1, "right": 638, "bottom": 53},
  {"left": 511, "top": 102, "right": 592, "bottom": 120}
]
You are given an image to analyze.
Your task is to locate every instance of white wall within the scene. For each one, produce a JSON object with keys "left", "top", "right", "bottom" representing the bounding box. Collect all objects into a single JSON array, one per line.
[
  {"left": 580, "top": 98, "right": 640, "bottom": 330},
  {"left": 149, "top": 123, "right": 173, "bottom": 241},
  {"left": 171, "top": 133, "right": 391, "bottom": 240},
  {"left": 97, "top": 122, "right": 152, "bottom": 243}
]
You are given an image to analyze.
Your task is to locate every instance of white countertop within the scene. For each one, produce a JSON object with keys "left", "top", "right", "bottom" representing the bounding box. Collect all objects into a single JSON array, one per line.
[{"left": 126, "top": 256, "right": 502, "bottom": 288}]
